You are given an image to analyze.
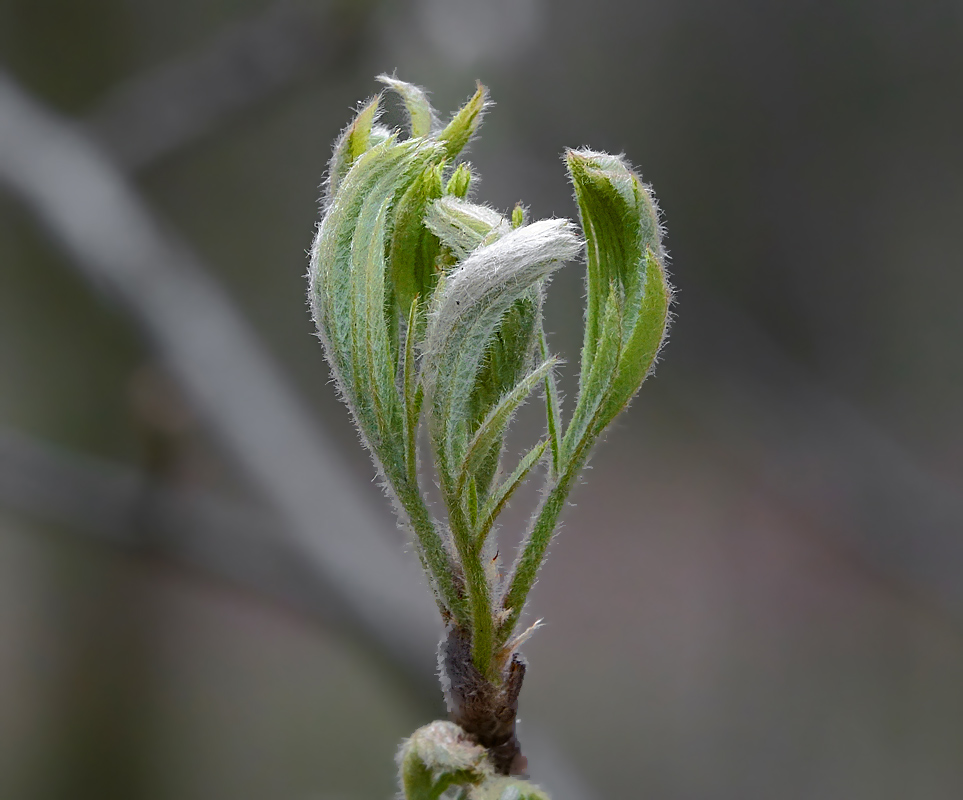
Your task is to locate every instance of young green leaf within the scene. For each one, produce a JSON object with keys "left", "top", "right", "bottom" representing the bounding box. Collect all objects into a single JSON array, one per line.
[
  {"left": 377, "top": 74, "right": 437, "bottom": 138},
  {"left": 446, "top": 162, "right": 473, "bottom": 198},
  {"left": 310, "top": 135, "right": 461, "bottom": 616},
  {"left": 560, "top": 285, "right": 622, "bottom": 462},
  {"left": 325, "top": 94, "right": 382, "bottom": 204},
  {"left": 458, "top": 357, "right": 556, "bottom": 499},
  {"left": 437, "top": 81, "right": 488, "bottom": 159},
  {"left": 565, "top": 148, "right": 664, "bottom": 376},
  {"left": 422, "top": 220, "right": 576, "bottom": 678},
  {"left": 347, "top": 146, "right": 436, "bottom": 464},
  {"left": 511, "top": 203, "right": 527, "bottom": 230},
  {"left": 499, "top": 154, "right": 673, "bottom": 640},
  {"left": 537, "top": 328, "right": 563, "bottom": 476},
  {"left": 476, "top": 438, "right": 549, "bottom": 547},
  {"left": 565, "top": 148, "right": 672, "bottom": 438},
  {"left": 599, "top": 248, "right": 671, "bottom": 427},
  {"left": 403, "top": 296, "right": 424, "bottom": 478},
  {"left": 391, "top": 163, "right": 445, "bottom": 318}
]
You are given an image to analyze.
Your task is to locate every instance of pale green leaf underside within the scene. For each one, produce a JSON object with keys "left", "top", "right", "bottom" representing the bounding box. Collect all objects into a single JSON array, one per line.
[{"left": 422, "top": 219, "right": 579, "bottom": 488}]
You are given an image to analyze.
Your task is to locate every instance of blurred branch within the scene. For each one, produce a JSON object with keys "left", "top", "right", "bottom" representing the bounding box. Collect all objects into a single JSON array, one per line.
[
  {"left": 0, "top": 72, "right": 595, "bottom": 800},
  {"left": 82, "top": 0, "right": 368, "bottom": 171},
  {"left": 0, "top": 427, "right": 338, "bottom": 623},
  {"left": 0, "top": 68, "right": 438, "bottom": 690}
]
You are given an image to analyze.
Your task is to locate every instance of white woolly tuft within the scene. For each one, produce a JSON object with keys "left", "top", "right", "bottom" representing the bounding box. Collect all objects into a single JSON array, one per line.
[
  {"left": 424, "top": 195, "right": 511, "bottom": 260},
  {"left": 426, "top": 218, "right": 580, "bottom": 360}
]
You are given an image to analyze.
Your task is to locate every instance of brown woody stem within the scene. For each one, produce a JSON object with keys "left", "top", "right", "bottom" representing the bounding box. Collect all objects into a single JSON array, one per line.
[{"left": 438, "top": 624, "right": 528, "bottom": 776}]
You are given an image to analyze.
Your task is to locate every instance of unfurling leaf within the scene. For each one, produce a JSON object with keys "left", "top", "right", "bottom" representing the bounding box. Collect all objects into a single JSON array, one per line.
[
  {"left": 447, "top": 162, "right": 473, "bottom": 198},
  {"left": 425, "top": 195, "right": 511, "bottom": 261},
  {"left": 459, "top": 357, "right": 557, "bottom": 500},
  {"left": 391, "top": 163, "right": 445, "bottom": 318},
  {"left": 325, "top": 94, "right": 382, "bottom": 203},
  {"left": 498, "top": 152, "right": 673, "bottom": 645},
  {"left": 565, "top": 148, "right": 672, "bottom": 436},
  {"left": 398, "top": 722, "right": 549, "bottom": 800},
  {"left": 377, "top": 73, "right": 437, "bottom": 137},
  {"left": 437, "top": 81, "right": 489, "bottom": 159},
  {"left": 398, "top": 721, "right": 490, "bottom": 799}
]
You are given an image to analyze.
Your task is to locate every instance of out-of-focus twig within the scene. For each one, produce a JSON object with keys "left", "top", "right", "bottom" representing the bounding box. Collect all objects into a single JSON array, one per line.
[
  {"left": 82, "top": 0, "right": 367, "bottom": 171},
  {"left": 0, "top": 69, "right": 439, "bottom": 690},
  {"left": 0, "top": 427, "right": 339, "bottom": 623}
]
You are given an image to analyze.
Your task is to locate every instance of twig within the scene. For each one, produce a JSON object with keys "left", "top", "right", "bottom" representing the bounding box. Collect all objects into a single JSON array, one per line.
[{"left": 0, "top": 427, "right": 343, "bottom": 625}]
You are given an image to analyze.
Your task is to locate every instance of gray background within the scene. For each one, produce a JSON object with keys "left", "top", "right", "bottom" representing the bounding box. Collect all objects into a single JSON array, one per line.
[{"left": 1, "top": 0, "right": 962, "bottom": 798}]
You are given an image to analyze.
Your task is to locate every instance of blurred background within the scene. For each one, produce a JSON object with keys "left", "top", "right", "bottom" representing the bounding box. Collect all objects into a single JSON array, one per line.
[{"left": 2, "top": 0, "right": 962, "bottom": 798}]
